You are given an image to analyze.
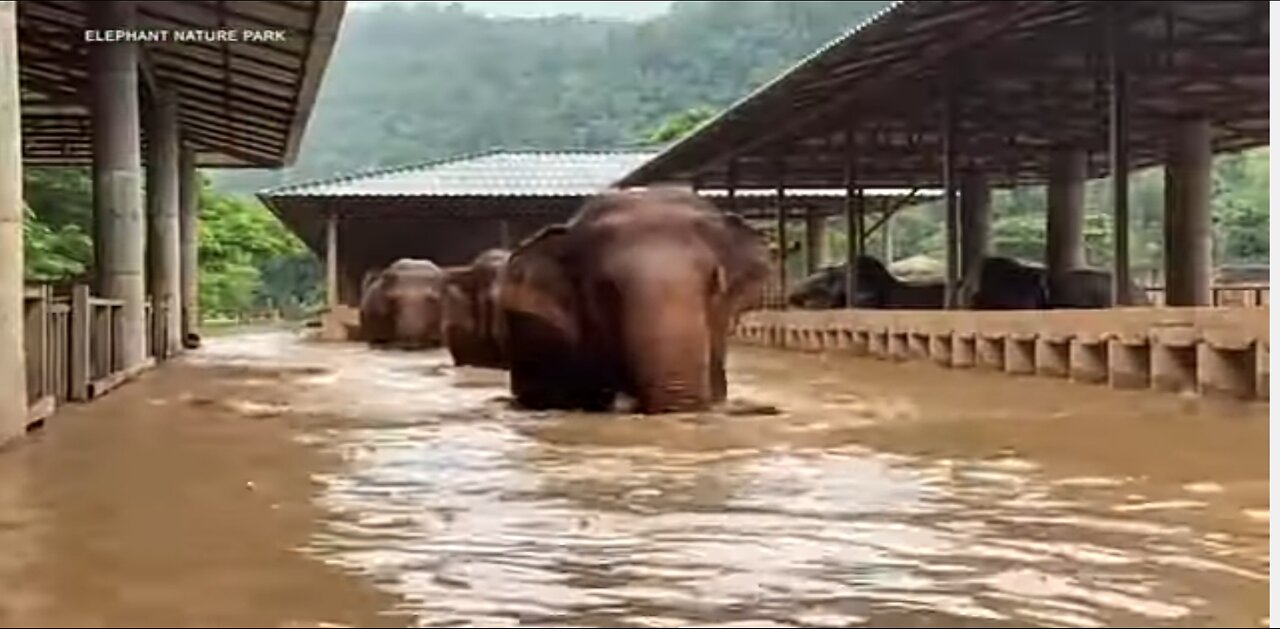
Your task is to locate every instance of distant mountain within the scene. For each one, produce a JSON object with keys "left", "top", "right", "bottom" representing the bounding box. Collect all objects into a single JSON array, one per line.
[{"left": 214, "top": 1, "right": 889, "bottom": 193}]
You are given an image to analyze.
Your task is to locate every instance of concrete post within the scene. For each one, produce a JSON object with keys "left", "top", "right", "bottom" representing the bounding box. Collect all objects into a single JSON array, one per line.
[
  {"left": 326, "top": 210, "right": 339, "bottom": 311},
  {"left": 941, "top": 94, "right": 959, "bottom": 309},
  {"left": 1107, "top": 7, "right": 1134, "bottom": 305},
  {"left": 89, "top": 1, "right": 146, "bottom": 370},
  {"left": 179, "top": 144, "right": 199, "bottom": 340},
  {"left": 881, "top": 213, "right": 895, "bottom": 263},
  {"left": 775, "top": 160, "right": 788, "bottom": 305},
  {"left": 959, "top": 170, "right": 990, "bottom": 307},
  {"left": 803, "top": 206, "right": 826, "bottom": 275},
  {"left": 1046, "top": 147, "right": 1087, "bottom": 276},
  {"left": 1164, "top": 117, "right": 1213, "bottom": 306},
  {"left": 0, "top": 0, "right": 27, "bottom": 443},
  {"left": 146, "top": 93, "right": 181, "bottom": 357},
  {"left": 842, "top": 129, "right": 860, "bottom": 310}
]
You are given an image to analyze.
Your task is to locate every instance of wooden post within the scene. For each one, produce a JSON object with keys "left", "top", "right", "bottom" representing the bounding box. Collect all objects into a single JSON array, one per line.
[
  {"left": 942, "top": 93, "right": 961, "bottom": 309},
  {"left": 24, "top": 286, "right": 50, "bottom": 403},
  {"left": 179, "top": 143, "right": 199, "bottom": 339},
  {"left": 842, "top": 127, "right": 859, "bottom": 309},
  {"left": 146, "top": 92, "right": 182, "bottom": 358},
  {"left": 1107, "top": 4, "right": 1133, "bottom": 306},
  {"left": 0, "top": 0, "right": 25, "bottom": 443},
  {"left": 326, "top": 209, "right": 339, "bottom": 310},
  {"left": 89, "top": 0, "right": 147, "bottom": 369},
  {"left": 69, "top": 285, "right": 90, "bottom": 401}
]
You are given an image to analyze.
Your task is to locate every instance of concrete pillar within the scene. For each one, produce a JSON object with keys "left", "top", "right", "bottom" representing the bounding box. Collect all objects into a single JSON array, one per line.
[
  {"left": 941, "top": 94, "right": 960, "bottom": 309},
  {"left": 146, "top": 93, "right": 181, "bottom": 357},
  {"left": 775, "top": 162, "right": 788, "bottom": 304},
  {"left": 804, "top": 206, "right": 826, "bottom": 275},
  {"left": 326, "top": 210, "right": 339, "bottom": 311},
  {"left": 842, "top": 131, "right": 860, "bottom": 310},
  {"left": 0, "top": 0, "right": 27, "bottom": 443},
  {"left": 1046, "top": 147, "right": 1087, "bottom": 278},
  {"left": 179, "top": 144, "right": 199, "bottom": 339},
  {"left": 959, "top": 170, "right": 990, "bottom": 306},
  {"left": 89, "top": 1, "right": 146, "bottom": 369},
  {"left": 881, "top": 213, "right": 895, "bottom": 263},
  {"left": 1107, "top": 15, "right": 1134, "bottom": 306},
  {"left": 1163, "top": 117, "right": 1213, "bottom": 306}
]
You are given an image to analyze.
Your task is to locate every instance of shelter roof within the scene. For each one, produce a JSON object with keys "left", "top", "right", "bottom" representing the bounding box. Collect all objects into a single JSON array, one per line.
[
  {"left": 619, "top": 0, "right": 1268, "bottom": 189},
  {"left": 17, "top": 0, "right": 345, "bottom": 167},
  {"left": 262, "top": 149, "right": 659, "bottom": 198}
]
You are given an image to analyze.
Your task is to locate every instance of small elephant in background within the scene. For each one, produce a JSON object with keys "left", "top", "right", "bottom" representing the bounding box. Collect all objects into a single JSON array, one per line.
[
  {"left": 442, "top": 248, "right": 510, "bottom": 369},
  {"left": 359, "top": 258, "right": 446, "bottom": 349},
  {"left": 498, "top": 187, "right": 770, "bottom": 414}
]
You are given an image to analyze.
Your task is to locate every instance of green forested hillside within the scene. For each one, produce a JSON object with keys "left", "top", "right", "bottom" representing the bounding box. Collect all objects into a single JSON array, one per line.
[{"left": 214, "top": 0, "right": 890, "bottom": 192}]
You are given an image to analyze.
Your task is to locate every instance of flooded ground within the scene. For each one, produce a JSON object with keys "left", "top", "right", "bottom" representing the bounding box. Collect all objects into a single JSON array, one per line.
[{"left": 0, "top": 330, "right": 1268, "bottom": 627}]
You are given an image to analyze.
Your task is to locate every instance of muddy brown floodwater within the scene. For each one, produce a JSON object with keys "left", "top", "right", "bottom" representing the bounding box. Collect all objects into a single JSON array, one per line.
[{"left": 0, "top": 330, "right": 1268, "bottom": 628}]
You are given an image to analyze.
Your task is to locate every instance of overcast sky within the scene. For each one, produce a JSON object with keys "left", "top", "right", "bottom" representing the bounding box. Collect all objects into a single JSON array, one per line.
[{"left": 349, "top": 1, "right": 674, "bottom": 20}]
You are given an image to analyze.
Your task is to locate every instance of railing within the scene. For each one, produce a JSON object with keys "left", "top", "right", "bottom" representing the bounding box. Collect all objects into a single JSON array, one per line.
[
  {"left": 1143, "top": 284, "right": 1269, "bottom": 308},
  {"left": 22, "top": 283, "right": 168, "bottom": 430},
  {"left": 23, "top": 286, "right": 58, "bottom": 424}
]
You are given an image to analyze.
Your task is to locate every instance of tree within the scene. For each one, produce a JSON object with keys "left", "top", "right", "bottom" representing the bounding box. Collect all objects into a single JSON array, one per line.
[
  {"left": 21, "top": 166, "right": 321, "bottom": 321},
  {"left": 642, "top": 106, "right": 717, "bottom": 144}
]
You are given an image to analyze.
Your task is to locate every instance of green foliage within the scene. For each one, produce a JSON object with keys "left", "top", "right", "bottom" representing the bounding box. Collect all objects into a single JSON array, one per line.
[
  {"left": 23, "top": 203, "right": 92, "bottom": 282},
  {"left": 643, "top": 106, "right": 717, "bottom": 144},
  {"left": 22, "top": 167, "right": 321, "bottom": 321},
  {"left": 22, "top": 168, "right": 93, "bottom": 282},
  {"left": 196, "top": 186, "right": 316, "bottom": 319}
]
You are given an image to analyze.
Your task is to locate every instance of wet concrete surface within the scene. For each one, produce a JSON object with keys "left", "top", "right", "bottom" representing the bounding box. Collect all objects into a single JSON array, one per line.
[{"left": 0, "top": 330, "right": 1268, "bottom": 627}]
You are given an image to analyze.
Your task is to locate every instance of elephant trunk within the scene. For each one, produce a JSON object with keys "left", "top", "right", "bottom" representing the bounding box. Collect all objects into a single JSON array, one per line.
[
  {"left": 393, "top": 296, "right": 441, "bottom": 348},
  {"left": 617, "top": 279, "right": 713, "bottom": 414}
]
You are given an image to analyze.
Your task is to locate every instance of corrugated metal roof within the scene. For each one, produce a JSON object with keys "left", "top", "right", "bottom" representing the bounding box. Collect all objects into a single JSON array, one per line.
[{"left": 260, "top": 149, "right": 659, "bottom": 199}]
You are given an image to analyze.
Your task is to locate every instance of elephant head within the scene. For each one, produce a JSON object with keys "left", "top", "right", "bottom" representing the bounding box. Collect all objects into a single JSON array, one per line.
[
  {"left": 499, "top": 188, "right": 769, "bottom": 413},
  {"left": 360, "top": 258, "right": 446, "bottom": 349},
  {"left": 443, "top": 249, "right": 510, "bottom": 368}
]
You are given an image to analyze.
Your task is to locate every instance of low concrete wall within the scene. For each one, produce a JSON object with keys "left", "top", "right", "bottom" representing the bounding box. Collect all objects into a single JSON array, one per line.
[
  {"left": 320, "top": 305, "right": 360, "bottom": 342},
  {"left": 734, "top": 308, "right": 1270, "bottom": 401}
]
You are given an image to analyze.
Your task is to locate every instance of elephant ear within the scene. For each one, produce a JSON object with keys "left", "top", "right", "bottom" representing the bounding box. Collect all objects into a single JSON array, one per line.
[
  {"left": 358, "top": 273, "right": 390, "bottom": 343},
  {"left": 713, "top": 212, "right": 771, "bottom": 315},
  {"left": 442, "top": 269, "right": 475, "bottom": 329},
  {"left": 499, "top": 224, "right": 580, "bottom": 345}
]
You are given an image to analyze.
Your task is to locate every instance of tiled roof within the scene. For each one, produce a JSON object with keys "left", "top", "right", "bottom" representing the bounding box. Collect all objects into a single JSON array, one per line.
[{"left": 259, "top": 149, "right": 658, "bottom": 199}]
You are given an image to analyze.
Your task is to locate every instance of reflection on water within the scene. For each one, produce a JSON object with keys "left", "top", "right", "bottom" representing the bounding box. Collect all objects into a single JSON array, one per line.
[
  {"left": 0, "top": 330, "right": 1266, "bottom": 628},
  {"left": 197, "top": 332, "right": 1268, "bottom": 628}
]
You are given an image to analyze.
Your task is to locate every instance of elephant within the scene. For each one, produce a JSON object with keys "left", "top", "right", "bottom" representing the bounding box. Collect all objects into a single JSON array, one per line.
[
  {"left": 359, "top": 258, "right": 447, "bottom": 349},
  {"left": 786, "top": 256, "right": 944, "bottom": 309},
  {"left": 497, "top": 187, "right": 770, "bottom": 414},
  {"left": 442, "top": 248, "right": 510, "bottom": 368},
  {"left": 972, "top": 256, "right": 1049, "bottom": 309},
  {"left": 1047, "top": 268, "right": 1152, "bottom": 308},
  {"left": 973, "top": 256, "right": 1151, "bottom": 309}
]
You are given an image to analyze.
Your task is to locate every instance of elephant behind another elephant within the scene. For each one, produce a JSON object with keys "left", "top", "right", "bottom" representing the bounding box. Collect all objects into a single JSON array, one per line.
[
  {"left": 359, "top": 258, "right": 447, "bottom": 349},
  {"left": 498, "top": 187, "right": 770, "bottom": 414},
  {"left": 787, "top": 256, "right": 943, "bottom": 309},
  {"left": 443, "top": 249, "right": 510, "bottom": 368}
]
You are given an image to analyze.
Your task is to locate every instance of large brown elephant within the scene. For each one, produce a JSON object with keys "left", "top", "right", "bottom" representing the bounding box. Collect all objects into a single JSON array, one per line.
[
  {"left": 498, "top": 188, "right": 770, "bottom": 414},
  {"left": 442, "top": 249, "right": 510, "bottom": 368},
  {"left": 359, "top": 258, "right": 446, "bottom": 349}
]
